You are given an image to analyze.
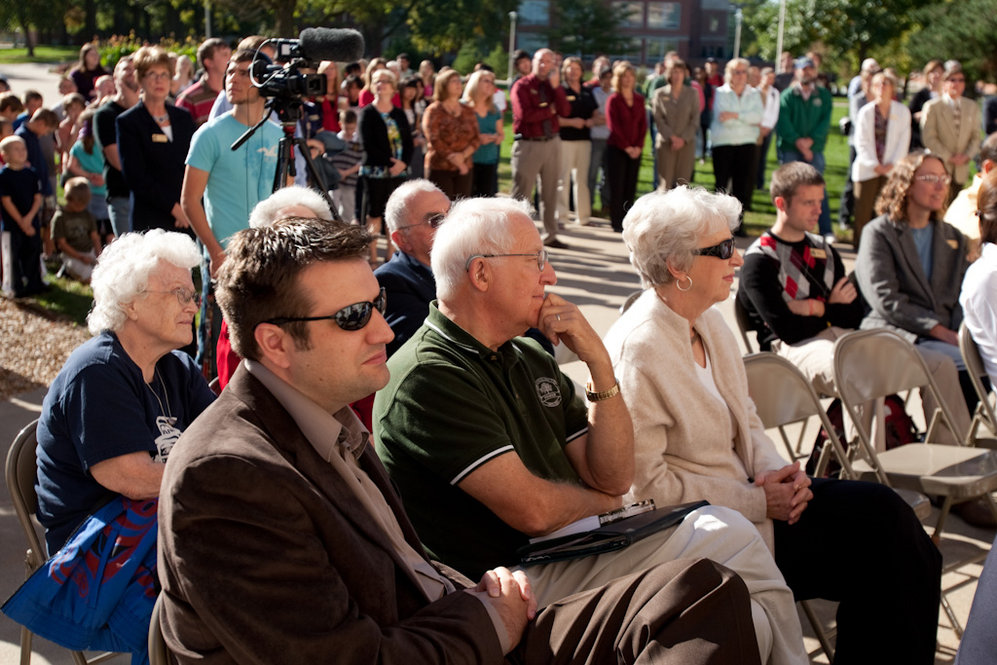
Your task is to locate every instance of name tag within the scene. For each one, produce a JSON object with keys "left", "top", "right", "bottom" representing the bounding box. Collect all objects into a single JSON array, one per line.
[
  {"left": 811, "top": 248, "right": 827, "bottom": 259},
  {"left": 152, "top": 133, "right": 168, "bottom": 143},
  {"left": 567, "top": 95, "right": 577, "bottom": 101},
  {"left": 947, "top": 239, "right": 958, "bottom": 250}
]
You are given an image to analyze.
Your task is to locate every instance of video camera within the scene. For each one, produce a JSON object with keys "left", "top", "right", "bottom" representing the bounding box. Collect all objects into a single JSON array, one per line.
[{"left": 252, "top": 27, "right": 365, "bottom": 101}]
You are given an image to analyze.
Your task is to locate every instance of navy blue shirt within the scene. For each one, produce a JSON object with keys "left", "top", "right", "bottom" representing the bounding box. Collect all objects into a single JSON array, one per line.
[
  {"left": 375, "top": 251, "right": 437, "bottom": 357},
  {"left": 36, "top": 332, "right": 216, "bottom": 552},
  {"left": 14, "top": 125, "right": 52, "bottom": 196},
  {"left": 0, "top": 165, "right": 42, "bottom": 232}
]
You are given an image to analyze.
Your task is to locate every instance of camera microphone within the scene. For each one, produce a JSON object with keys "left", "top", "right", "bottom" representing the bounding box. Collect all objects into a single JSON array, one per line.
[{"left": 297, "top": 28, "right": 365, "bottom": 62}]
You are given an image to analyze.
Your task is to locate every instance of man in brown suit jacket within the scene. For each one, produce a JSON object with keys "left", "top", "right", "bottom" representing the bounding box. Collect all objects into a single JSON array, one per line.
[
  {"left": 157, "top": 216, "right": 761, "bottom": 664},
  {"left": 921, "top": 60, "right": 982, "bottom": 201}
]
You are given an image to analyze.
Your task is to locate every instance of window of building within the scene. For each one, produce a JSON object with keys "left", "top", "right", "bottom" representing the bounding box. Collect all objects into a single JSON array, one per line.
[
  {"left": 519, "top": 0, "right": 550, "bottom": 26},
  {"left": 613, "top": 1, "right": 645, "bottom": 28},
  {"left": 647, "top": 2, "right": 681, "bottom": 29}
]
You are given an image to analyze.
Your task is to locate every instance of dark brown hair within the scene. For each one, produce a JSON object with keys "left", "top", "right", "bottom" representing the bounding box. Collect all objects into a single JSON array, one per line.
[{"left": 216, "top": 217, "right": 371, "bottom": 360}]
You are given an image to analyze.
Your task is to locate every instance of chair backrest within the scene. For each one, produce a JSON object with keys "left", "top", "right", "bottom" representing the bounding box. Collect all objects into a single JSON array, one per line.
[
  {"left": 5, "top": 419, "right": 47, "bottom": 572},
  {"left": 959, "top": 321, "right": 997, "bottom": 442},
  {"left": 834, "top": 328, "right": 963, "bottom": 461},
  {"left": 619, "top": 289, "right": 643, "bottom": 315},
  {"left": 833, "top": 329, "right": 938, "bottom": 405},
  {"left": 733, "top": 296, "right": 757, "bottom": 353},
  {"left": 743, "top": 352, "right": 861, "bottom": 479}
]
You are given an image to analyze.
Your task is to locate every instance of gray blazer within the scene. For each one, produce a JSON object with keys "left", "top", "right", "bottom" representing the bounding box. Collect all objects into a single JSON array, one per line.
[{"left": 855, "top": 214, "right": 968, "bottom": 342}]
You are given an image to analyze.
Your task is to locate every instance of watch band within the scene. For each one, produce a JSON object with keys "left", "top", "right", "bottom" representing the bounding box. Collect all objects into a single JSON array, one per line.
[{"left": 585, "top": 381, "right": 621, "bottom": 402}]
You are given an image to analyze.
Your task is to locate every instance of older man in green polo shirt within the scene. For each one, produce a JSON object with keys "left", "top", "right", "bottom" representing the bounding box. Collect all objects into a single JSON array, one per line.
[{"left": 373, "top": 197, "right": 810, "bottom": 665}]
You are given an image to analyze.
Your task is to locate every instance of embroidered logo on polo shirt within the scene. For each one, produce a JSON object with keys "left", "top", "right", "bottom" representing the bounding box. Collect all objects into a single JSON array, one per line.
[{"left": 535, "top": 377, "right": 562, "bottom": 407}]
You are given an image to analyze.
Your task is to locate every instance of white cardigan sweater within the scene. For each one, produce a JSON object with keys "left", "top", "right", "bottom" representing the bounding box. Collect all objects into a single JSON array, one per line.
[
  {"left": 851, "top": 99, "right": 911, "bottom": 183},
  {"left": 604, "top": 290, "right": 788, "bottom": 550}
]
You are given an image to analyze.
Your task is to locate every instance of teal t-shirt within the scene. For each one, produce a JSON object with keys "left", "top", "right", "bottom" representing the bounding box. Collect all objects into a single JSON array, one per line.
[
  {"left": 69, "top": 141, "right": 107, "bottom": 198},
  {"left": 185, "top": 112, "right": 282, "bottom": 249},
  {"left": 373, "top": 303, "right": 588, "bottom": 578},
  {"left": 473, "top": 109, "right": 501, "bottom": 165}
]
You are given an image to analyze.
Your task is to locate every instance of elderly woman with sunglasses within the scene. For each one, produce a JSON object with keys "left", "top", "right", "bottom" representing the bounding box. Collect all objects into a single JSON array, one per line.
[
  {"left": 24, "top": 230, "right": 215, "bottom": 660},
  {"left": 603, "top": 186, "right": 942, "bottom": 665}
]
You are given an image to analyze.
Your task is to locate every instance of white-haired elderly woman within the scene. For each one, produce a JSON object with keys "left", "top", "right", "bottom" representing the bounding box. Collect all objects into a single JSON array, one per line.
[
  {"left": 215, "top": 185, "right": 335, "bottom": 390},
  {"left": 603, "top": 187, "right": 942, "bottom": 665},
  {"left": 710, "top": 58, "right": 762, "bottom": 230},
  {"left": 25, "top": 230, "right": 215, "bottom": 659}
]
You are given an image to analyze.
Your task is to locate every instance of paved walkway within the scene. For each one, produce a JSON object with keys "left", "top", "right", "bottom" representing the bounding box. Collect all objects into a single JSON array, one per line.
[{"left": 0, "top": 61, "right": 991, "bottom": 664}]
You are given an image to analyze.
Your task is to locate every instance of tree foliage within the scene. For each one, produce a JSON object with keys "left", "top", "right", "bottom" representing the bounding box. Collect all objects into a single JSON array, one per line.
[
  {"left": 740, "top": 0, "right": 932, "bottom": 74},
  {"left": 543, "top": 0, "right": 634, "bottom": 61},
  {"left": 907, "top": 0, "right": 997, "bottom": 83}
]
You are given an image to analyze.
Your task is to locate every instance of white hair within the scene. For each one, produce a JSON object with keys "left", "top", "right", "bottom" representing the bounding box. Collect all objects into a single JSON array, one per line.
[
  {"left": 431, "top": 196, "right": 535, "bottom": 301},
  {"left": 384, "top": 179, "right": 446, "bottom": 233},
  {"left": 248, "top": 185, "right": 333, "bottom": 228},
  {"left": 87, "top": 230, "right": 201, "bottom": 335},
  {"left": 622, "top": 187, "right": 740, "bottom": 288}
]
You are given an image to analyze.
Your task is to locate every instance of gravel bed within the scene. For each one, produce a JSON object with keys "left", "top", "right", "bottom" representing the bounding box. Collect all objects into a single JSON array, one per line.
[{"left": 0, "top": 298, "right": 91, "bottom": 402}]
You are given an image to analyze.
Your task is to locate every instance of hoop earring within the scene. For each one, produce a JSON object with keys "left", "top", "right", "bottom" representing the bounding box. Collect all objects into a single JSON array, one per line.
[{"left": 675, "top": 275, "right": 693, "bottom": 292}]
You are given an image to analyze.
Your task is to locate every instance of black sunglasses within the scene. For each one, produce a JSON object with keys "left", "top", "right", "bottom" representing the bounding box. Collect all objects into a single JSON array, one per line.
[
  {"left": 264, "top": 288, "right": 387, "bottom": 331},
  {"left": 693, "top": 237, "right": 735, "bottom": 260}
]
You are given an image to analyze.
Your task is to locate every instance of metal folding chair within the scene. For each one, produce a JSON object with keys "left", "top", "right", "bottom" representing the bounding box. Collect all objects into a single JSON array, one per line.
[
  {"left": 832, "top": 329, "right": 997, "bottom": 636},
  {"left": 4, "top": 419, "right": 119, "bottom": 665},
  {"left": 744, "top": 351, "right": 932, "bottom": 661},
  {"left": 732, "top": 296, "right": 758, "bottom": 354},
  {"left": 959, "top": 322, "right": 997, "bottom": 448}
]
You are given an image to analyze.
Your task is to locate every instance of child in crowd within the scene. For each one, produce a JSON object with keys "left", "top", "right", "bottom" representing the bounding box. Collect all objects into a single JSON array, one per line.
[
  {"left": 57, "top": 93, "right": 87, "bottom": 178},
  {"left": 0, "top": 92, "right": 24, "bottom": 126},
  {"left": 332, "top": 108, "right": 362, "bottom": 224},
  {"left": 51, "top": 177, "right": 102, "bottom": 283},
  {"left": 66, "top": 108, "right": 112, "bottom": 243},
  {"left": 12, "top": 89, "right": 43, "bottom": 131},
  {"left": 15, "top": 108, "right": 58, "bottom": 255},
  {"left": 0, "top": 135, "right": 44, "bottom": 297}
]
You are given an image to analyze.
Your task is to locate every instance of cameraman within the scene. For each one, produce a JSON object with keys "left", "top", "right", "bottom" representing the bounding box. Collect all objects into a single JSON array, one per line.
[{"left": 181, "top": 48, "right": 287, "bottom": 378}]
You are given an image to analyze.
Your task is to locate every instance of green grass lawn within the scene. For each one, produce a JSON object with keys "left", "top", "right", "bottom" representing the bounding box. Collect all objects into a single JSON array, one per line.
[
  {"left": 497, "top": 98, "right": 853, "bottom": 238},
  {"left": 0, "top": 45, "right": 78, "bottom": 64}
]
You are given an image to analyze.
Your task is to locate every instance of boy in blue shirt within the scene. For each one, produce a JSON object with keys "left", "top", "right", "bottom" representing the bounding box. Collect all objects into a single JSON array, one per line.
[{"left": 0, "top": 135, "right": 44, "bottom": 297}]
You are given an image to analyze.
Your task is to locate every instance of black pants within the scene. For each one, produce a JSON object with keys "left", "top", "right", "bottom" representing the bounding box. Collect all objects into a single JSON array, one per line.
[
  {"left": 839, "top": 144, "right": 857, "bottom": 226},
  {"left": 9, "top": 229, "right": 44, "bottom": 297},
  {"left": 471, "top": 162, "right": 497, "bottom": 197},
  {"left": 606, "top": 145, "right": 640, "bottom": 232},
  {"left": 711, "top": 143, "right": 757, "bottom": 213},
  {"left": 427, "top": 167, "right": 472, "bottom": 201},
  {"left": 774, "top": 477, "right": 941, "bottom": 665}
]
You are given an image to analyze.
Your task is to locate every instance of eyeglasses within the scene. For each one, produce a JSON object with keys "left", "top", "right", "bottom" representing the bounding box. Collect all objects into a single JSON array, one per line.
[
  {"left": 946, "top": 77, "right": 965, "bottom": 83},
  {"left": 693, "top": 237, "right": 735, "bottom": 260},
  {"left": 264, "top": 288, "right": 386, "bottom": 331},
  {"left": 915, "top": 174, "right": 951, "bottom": 186},
  {"left": 397, "top": 212, "right": 446, "bottom": 231},
  {"left": 146, "top": 287, "right": 201, "bottom": 308},
  {"left": 465, "top": 249, "right": 549, "bottom": 271},
  {"left": 144, "top": 71, "right": 171, "bottom": 81}
]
